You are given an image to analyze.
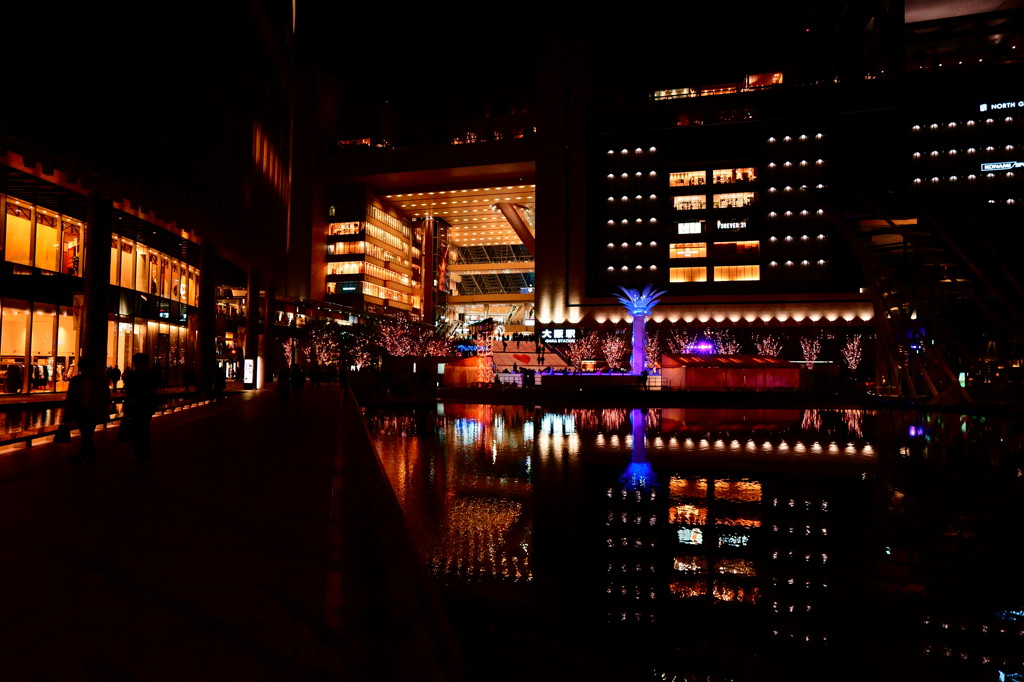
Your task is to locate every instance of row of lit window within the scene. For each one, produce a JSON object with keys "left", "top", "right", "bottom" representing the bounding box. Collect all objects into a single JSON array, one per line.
[
  {"left": 767, "top": 209, "right": 825, "bottom": 217},
  {"left": 913, "top": 146, "right": 1017, "bottom": 157},
  {"left": 608, "top": 194, "right": 658, "bottom": 202},
  {"left": 772, "top": 551, "right": 829, "bottom": 563},
  {"left": 368, "top": 204, "right": 410, "bottom": 237},
  {"left": 606, "top": 510, "right": 658, "bottom": 524},
  {"left": 607, "top": 218, "right": 658, "bottom": 226},
  {"left": 327, "top": 240, "right": 411, "bottom": 267},
  {"left": 769, "top": 234, "right": 827, "bottom": 242},
  {"left": 914, "top": 176, "right": 1019, "bottom": 188},
  {"left": 607, "top": 171, "right": 658, "bottom": 180},
  {"left": 668, "top": 241, "right": 760, "bottom": 259},
  {"left": 767, "top": 134, "right": 825, "bottom": 142},
  {"left": 668, "top": 168, "right": 757, "bottom": 187},
  {"left": 769, "top": 260, "right": 828, "bottom": 267},
  {"left": 912, "top": 118, "right": 1017, "bottom": 131},
  {"left": 326, "top": 280, "right": 419, "bottom": 307},
  {"left": 325, "top": 261, "right": 412, "bottom": 287},
  {"left": 606, "top": 537, "right": 657, "bottom": 548},
  {"left": 608, "top": 240, "right": 659, "bottom": 248},
  {"left": 766, "top": 160, "right": 825, "bottom": 168},
  {"left": 673, "top": 193, "right": 757, "bottom": 210},
  {"left": 607, "top": 564, "right": 656, "bottom": 574},
  {"left": 923, "top": 648, "right": 1024, "bottom": 669},
  {"left": 668, "top": 265, "right": 761, "bottom": 282},
  {"left": 772, "top": 498, "right": 830, "bottom": 511},
  {"left": 606, "top": 147, "right": 658, "bottom": 155},
  {"left": 766, "top": 184, "right": 828, "bottom": 192}
]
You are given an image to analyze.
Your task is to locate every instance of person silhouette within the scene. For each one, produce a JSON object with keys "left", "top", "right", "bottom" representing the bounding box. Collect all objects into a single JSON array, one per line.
[
  {"left": 64, "top": 357, "right": 111, "bottom": 466},
  {"left": 123, "top": 353, "right": 159, "bottom": 463}
]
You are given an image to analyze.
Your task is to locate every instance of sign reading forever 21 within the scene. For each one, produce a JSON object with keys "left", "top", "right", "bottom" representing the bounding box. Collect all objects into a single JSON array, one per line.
[{"left": 979, "top": 100, "right": 1024, "bottom": 112}]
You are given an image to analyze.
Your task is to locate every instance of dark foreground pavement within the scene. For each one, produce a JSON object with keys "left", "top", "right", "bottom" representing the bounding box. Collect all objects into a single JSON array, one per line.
[{"left": 0, "top": 386, "right": 462, "bottom": 682}]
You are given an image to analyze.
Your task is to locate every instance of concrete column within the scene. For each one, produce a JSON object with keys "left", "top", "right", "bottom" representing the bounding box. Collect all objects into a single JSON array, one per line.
[
  {"left": 197, "top": 242, "right": 217, "bottom": 396},
  {"left": 262, "top": 277, "right": 275, "bottom": 386},
  {"left": 244, "top": 268, "right": 261, "bottom": 389},
  {"left": 81, "top": 192, "right": 112, "bottom": 368}
]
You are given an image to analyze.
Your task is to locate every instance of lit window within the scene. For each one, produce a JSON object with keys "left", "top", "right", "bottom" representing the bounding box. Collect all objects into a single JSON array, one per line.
[
  {"left": 669, "top": 171, "right": 707, "bottom": 187},
  {"left": 673, "top": 195, "right": 707, "bottom": 211},
  {"left": 712, "top": 168, "right": 757, "bottom": 184},
  {"left": 669, "top": 243, "right": 707, "bottom": 258},
  {"left": 677, "top": 221, "right": 704, "bottom": 235},
  {"left": 713, "top": 265, "right": 760, "bottom": 281},
  {"left": 670, "top": 266, "right": 707, "bottom": 283},
  {"left": 713, "top": 192, "right": 756, "bottom": 209},
  {"left": 711, "top": 240, "right": 759, "bottom": 257}
]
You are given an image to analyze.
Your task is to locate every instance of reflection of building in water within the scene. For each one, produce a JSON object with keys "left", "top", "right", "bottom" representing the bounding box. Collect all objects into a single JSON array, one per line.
[
  {"left": 603, "top": 469, "right": 664, "bottom": 626},
  {"left": 668, "top": 476, "right": 763, "bottom": 607},
  {"left": 370, "top": 404, "right": 536, "bottom": 585}
]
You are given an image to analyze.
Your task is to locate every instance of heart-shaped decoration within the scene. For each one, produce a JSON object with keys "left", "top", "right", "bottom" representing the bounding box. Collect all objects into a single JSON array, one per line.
[{"left": 512, "top": 354, "right": 530, "bottom": 364}]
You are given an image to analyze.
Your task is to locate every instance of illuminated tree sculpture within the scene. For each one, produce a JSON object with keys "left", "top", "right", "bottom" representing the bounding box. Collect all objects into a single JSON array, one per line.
[
  {"left": 565, "top": 330, "right": 600, "bottom": 371},
  {"left": 800, "top": 335, "right": 822, "bottom": 370},
  {"left": 754, "top": 333, "right": 784, "bottom": 357},
  {"left": 841, "top": 334, "right": 863, "bottom": 371},
  {"left": 601, "top": 332, "right": 629, "bottom": 370},
  {"left": 615, "top": 285, "right": 665, "bottom": 375}
]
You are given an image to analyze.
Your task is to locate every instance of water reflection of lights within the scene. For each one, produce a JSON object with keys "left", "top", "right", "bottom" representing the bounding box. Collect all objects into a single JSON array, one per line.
[
  {"left": 541, "top": 413, "right": 575, "bottom": 435},
  {"left": 431, "top": 496, "right": 531, "bottom": 582},
  {"left": 523, "top": 420, "right": 534, "bottom": 442}
]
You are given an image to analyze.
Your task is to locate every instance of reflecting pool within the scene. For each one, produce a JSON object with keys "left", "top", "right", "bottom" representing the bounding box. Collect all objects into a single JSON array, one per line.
[{"left": 365, "top": 404, "right": 1024, "bottom": 682}]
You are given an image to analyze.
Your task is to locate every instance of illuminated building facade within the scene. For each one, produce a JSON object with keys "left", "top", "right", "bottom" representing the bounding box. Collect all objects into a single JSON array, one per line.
[{"left": 0, "top": 1, "right": 303, "bottom": 390}]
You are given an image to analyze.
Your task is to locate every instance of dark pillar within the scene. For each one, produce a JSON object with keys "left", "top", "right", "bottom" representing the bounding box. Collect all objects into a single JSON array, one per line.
[
  {"left": 421, "top": 218, "right": 434, "bottom": 323},
  {"left": 81, "top": 193, "right": 112, "bottom": 369},
  {"left": 262, "top": 277, "right": 275, "bottom": 387},
  {"left": 197, "top": 242, "right": 217, "bottom": 396},
  {"left": 244, "top": 268, "right": 261, "bottom": 389}
]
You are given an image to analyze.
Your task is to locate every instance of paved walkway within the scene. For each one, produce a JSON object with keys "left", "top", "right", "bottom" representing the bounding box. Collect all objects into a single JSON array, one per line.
[{"left": 0, "top": 386, "right": 462, "bottom": 681}]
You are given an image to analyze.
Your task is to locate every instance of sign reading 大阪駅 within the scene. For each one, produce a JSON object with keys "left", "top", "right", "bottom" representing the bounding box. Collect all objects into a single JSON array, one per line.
[
  {"left": 539, "top": 327, "right": 577, "bottom": 344},
  {"left": 980, "top": 161, "right": 1024, "bottom": 172}
]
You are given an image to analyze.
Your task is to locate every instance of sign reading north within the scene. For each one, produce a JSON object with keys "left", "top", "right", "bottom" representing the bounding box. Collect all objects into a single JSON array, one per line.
[{"left": 979, "top": 100, "right": 1024, "bottom": 111}]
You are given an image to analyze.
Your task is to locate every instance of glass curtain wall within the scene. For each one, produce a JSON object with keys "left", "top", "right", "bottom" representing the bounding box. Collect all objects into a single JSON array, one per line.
[{"left": 1, "top": 192, "right": 198, "bottom": 392}]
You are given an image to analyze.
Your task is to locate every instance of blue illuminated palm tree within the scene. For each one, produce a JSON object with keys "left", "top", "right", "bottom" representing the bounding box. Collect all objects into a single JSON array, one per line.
[{"left": 614, "top": 285, "right": 665, "bottom": 374}]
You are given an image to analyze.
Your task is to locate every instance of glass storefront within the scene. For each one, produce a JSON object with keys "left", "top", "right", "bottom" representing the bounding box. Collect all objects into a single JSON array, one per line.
[{"left": 1, "top": 191, "right": 199, "bottom": 393}]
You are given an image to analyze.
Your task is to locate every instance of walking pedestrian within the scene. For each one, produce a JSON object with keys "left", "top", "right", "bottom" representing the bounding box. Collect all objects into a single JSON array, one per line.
[
  {"left": 276, "top": 366, "right": 291, "bottom": 406},
  {"left": 123, "top": 353, "right": 159, "bottom": 463},
  {"left": 64, "top": 357, "right": 111, "bottom": 466}
]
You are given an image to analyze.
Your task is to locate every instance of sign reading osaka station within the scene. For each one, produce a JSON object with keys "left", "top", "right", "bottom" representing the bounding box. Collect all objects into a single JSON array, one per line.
[{"left": 540, "top": 327, "right": 577, "bottom": 344}]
